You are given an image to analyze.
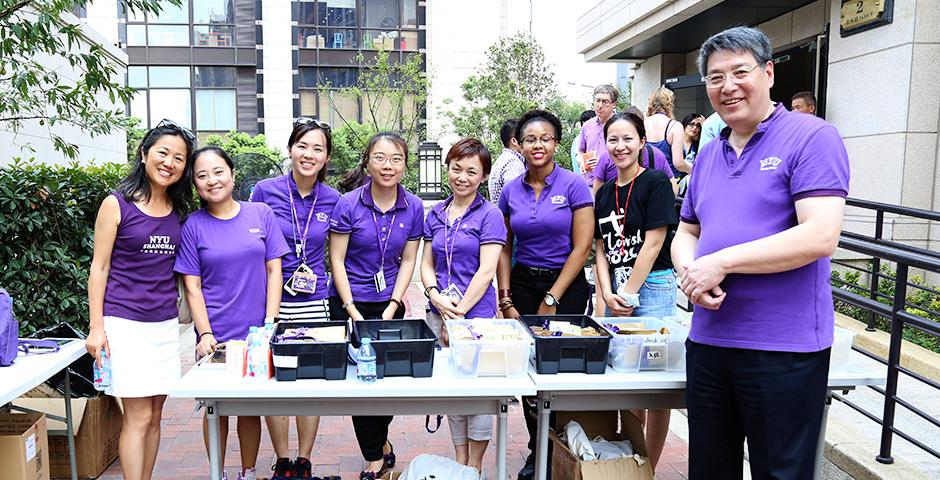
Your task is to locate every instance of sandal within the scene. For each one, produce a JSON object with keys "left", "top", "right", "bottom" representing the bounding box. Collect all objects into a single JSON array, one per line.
[{"left": 383, "top": 441, "right": 396, "bottom": 471}]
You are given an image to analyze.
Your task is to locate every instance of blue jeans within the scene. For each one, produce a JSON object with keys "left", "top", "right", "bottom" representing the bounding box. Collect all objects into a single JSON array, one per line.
[{"left": 605, "top": 269, "right": 677, "bottom": 318}]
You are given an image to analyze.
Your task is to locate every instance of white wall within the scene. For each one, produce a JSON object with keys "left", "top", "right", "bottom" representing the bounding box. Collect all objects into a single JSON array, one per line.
[{"left": 261, "top": 2, "right": 294, "bottom": 158}]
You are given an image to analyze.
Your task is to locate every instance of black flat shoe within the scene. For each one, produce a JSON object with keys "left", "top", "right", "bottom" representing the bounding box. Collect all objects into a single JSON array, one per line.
[
  {"left": 359, "top": 471, "right": 377, "bottom": 480},
  {"left": 383, "top": 441, "right": 396, "bottom": 470}
]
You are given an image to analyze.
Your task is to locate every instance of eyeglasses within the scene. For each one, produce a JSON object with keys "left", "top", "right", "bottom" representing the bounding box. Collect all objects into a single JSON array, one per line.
[
  {"left": 155, "top": 119, "right": 196, "bottom": 142},
  {"left": 294, "top": 117, "right": 332, "bottom": 130},
  {"left": 521, "top": 135, "right": 556, "bottom": 146},
  {"left": 594, "top": 98, "right": 613, "bottom": 106},
  {"left": 702, "top": 64, "right": 761, "bottom": 89},
  {"left": 370, "top": 154, "right": 406, "bottom": 165},
  {"left": 688, "top": 123, "right": 702, "bottom": 129}
]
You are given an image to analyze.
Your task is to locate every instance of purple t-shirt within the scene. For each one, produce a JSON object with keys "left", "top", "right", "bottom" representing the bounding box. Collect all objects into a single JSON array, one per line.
[
  {"left": 424, "top": 194, "right": 507, "bottom": 318},
  {"left": 680, "top": 103, "right": 850, "bottom": 353},
  {"left": 579, "top": 116, "right": 606, "bottom": 156},
  {"left": 593, "top": 145, "right": 674, "bottom": 184},
  {"left": 174, "top": 202, "right": 290, "bottom": 342},
  {"left": 103, "top": 193, "right": 181, "bottom": 322},
  {"left": 498, "top": 163, "right": 594, "bottom": 269},
  {"left": 329, "top": 182, "right": 424, "bottom": 302},
  {"left": 250, "top": 175, "right": 340, "bottom": 302}
]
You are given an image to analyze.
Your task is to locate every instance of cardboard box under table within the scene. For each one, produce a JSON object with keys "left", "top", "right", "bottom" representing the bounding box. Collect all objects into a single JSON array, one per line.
[
  {"left": 550, "top": 410, "right": 652, "bottom": 480},
  {"left": 0, "top": 412, "right": 50, "bottom": 480}
]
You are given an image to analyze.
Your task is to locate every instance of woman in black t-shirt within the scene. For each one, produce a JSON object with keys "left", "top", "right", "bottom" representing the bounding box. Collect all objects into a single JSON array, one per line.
[{"left": 593, "top": 111, "right": 678, "bottom": 474}]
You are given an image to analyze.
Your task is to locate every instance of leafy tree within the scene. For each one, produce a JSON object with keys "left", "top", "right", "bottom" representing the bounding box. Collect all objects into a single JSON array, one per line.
[
  {"left": 205, "top": 131, "right": 285, "bottom": 199},
  {"left": 0, "top": 0, "right": 181, "bottom": 159},
  {"left": 124, "top": 116, "right": 147, "bottom": 163}
]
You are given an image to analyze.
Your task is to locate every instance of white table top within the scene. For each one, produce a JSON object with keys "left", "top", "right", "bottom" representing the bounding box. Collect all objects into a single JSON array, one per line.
[
  {"left": 172, "top": 350, "right": 537, "bottom": 400},
  {"left": 0, "top": 339, "right": 86, "bottom": 406}
]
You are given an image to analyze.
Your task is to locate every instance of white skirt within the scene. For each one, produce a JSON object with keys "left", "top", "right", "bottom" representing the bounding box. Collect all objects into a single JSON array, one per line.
[
  {"left": 103, "top": 316, "right": 180, "bottom": 398},
  {"left": 278, "top": 299, "right": 330, "bottom": 322}
]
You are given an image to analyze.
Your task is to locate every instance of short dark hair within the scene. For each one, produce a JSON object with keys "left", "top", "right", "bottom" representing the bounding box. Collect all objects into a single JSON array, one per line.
[
  {"left": 499, "top": 118, "right": 518, "bottom": 148},
  {"left": 192, "top": 146, "right": 235, "bottom": 172},
  {"left": 791, "top": 91, "right": 816, "bottom": 107},
  {"left": 579, "top": 110, "right": 597, "bottom": 125},
  {"left": 697, "top": 26, "right": 773, "bottom": 77},
  {"left": 515, "top": 110, "right": 563, "bottom": 145},
  {"left": 446, "top": 138, "right": 493, "bottom": 175}
]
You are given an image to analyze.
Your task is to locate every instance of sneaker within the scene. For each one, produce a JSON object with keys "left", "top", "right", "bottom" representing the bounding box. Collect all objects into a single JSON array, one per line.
[
  {"left": 237, "top": 467, "right": 257, "bottom": 480},
  {"left": 293, "top": 457, "right": 313, "bottom": 479},
  {"left": 271, "top": 458, "right": 294, "bottom": 480}
]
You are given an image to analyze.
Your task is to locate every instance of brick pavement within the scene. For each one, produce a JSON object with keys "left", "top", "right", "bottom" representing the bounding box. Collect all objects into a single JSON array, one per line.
[{"left": 98, "top": 284, "right": 690, "bottom": 479}]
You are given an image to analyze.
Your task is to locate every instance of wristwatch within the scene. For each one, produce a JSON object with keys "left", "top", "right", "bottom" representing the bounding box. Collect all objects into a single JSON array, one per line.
[{"left": 543, "top": 292, "right": 558, "bottom": 307}]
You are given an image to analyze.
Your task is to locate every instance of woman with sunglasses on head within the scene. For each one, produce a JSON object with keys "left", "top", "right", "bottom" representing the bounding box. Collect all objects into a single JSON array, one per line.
[
  {"left": 86, "top": 119, "right": 194, "bottom": 480},
  {"left": 330, "top": 132, "right": 424, "bottom": 480},
  {"left": 249, "top": 118, "right": 340, "bottom": 480},
  {"left": 594, "top": 112, "right": 678, "bottom": 474},
  {"left": 420, "top": 138, "right": 505, "bottom": 474},
  {"left": 495, "top": 110, "right": 595, "bottom": 480},
  {"left": 175, "top": 147, "right": 290, "bottom": 480},
  {"left": 681, "top": 113, "right": 706, "bottom": 169}
]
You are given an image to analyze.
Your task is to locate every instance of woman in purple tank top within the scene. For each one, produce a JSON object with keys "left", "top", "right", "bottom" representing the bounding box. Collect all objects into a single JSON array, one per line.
[{"left": 86, "top": 119, "right": 195, "bottom": 480}]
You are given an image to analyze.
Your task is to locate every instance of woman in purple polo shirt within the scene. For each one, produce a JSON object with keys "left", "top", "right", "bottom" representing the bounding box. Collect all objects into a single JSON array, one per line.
[
  {"left": 87, "top": 119, "right": 194, "bottom": 480},
  {"left": 594, "top": 112, "right": 678, "bottom": 474},
  {"left": 420, "top": 138, "right": 506, "bottom": 473},
  {"left": 495, "top": 109, "right": 595, "bottom": 479},
  {"left": 249, "top": 118, "right": 340, "bottom": 479},
  {"left": 329, "top": 132, "right": 424, "bottom": 480},
  {"left": 175, "top": 147, "right": 290, "bottom": 480}
]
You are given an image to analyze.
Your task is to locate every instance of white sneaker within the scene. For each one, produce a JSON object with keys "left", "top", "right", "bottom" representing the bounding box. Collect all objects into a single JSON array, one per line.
[{"left": 237, "top": 467, "right": 256, "bottom": 480}]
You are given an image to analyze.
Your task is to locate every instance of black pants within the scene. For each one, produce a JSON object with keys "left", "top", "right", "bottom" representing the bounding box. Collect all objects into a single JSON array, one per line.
[
  {"left": 511, "top": 264, "right": 590, "bottom": 453},
  {"left": 329, "top": 296, "right": 405, "bottom": 462},
  {"left": 686, "top": 340, "right": 830, "bottom": 480}
]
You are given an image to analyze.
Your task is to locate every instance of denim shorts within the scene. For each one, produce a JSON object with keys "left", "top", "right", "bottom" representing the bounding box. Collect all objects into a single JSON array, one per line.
[{"left": 606, "top": 269, "right": 677, "bottom": 318}]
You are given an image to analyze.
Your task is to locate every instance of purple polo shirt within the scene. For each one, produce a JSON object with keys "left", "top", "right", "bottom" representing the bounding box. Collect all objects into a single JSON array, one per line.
[
  {"left": 680, "top": 103, "right": 850, "bottom": 353},
  {"left": 329, "top": 181, "right": 424, "bottom": 302},
  {"left": 424, "top": 194, "right": 507, "bottom": 318},
  {"left": 174, "top": 202, "right": 290, "bottom": 342},
  {"left": 498, "top": 163, "right": 594, "bottom": 269},
  {"left": 578, "top": 116, "right": 606, "bottom": 156},
  {"left": 592, "top": 145, "right": 674, "bottom": 184},
  {"left": 250, "top": 175, "right": 340, "bottom": 301}
]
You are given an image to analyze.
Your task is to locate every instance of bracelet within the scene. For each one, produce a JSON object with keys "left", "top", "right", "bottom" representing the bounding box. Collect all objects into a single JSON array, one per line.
[
  {"left": 342, "top": 299, "right": 355, "bottom": 310},
  {"left": 389, "top": 298, "right": 403, "bottom": 308},
  {"left": 498, "top": 302, "right": 514, "bottom": 312},
  {"left": 498, "top": 289, "right": 511, "bottom": 299},
  {"left": 424, "top": 286, "right": 439, "bottom": 299},
  {"left": 197, "top": 331, "right": 214, "bottom": 341}
]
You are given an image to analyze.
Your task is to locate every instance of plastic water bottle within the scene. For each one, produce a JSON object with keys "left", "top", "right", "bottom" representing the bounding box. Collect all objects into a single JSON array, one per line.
[
  {"left": 357, "top": 338, "right": 377, "bottom": 384},
  {"left": 246, "top": 326, "right": 264, "bottom": 378},
  {"left": 92, "top": 349, "right": 111, "bottom": 391}
]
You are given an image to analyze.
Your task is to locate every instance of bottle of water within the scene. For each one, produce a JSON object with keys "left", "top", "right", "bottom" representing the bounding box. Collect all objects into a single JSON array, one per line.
[
  {"left": 245, "top": 326, "right": 263, "bottom": 378},
  {"left": 357, "top": 338, "right": 377, "bottom": 384},
  {"left": 92, "top": 349, "right": 111, "bottom": 391}
]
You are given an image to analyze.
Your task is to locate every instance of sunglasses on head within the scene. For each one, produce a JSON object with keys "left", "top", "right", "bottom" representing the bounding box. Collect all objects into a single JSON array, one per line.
[
  {"left": 154, "top": 118, "right": 196, "bottom": 143},
  {"left": 294, "top": 117, "right": 332, "bottom": 130}
]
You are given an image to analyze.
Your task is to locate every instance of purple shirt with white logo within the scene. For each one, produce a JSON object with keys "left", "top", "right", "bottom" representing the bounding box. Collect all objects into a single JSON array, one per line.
[
  {"left": 250, "top": 175, "right": 340, "bottom": 302},
  {"left": 498, "top": 163, "right": 594, "bottom": 270},
  {"left": 680, "top": 103, "right": 850, "bottom": 352},
  {"left": 424, "top": 194, "right": 507, "bottom": 319},
  {"left": 592, "top": 145, "right": 674, "bottom": 184},
  {"left": 329, "top": 181, "right": 424, "bottom": 302},
  {"left": 174, "top": 202, "right": 290, "bottom": 342}
]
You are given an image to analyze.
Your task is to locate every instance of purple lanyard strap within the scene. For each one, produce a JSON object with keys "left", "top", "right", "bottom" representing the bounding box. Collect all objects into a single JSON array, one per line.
[{"left": 287, "top": 176, "right": 319, "bottom": 264}]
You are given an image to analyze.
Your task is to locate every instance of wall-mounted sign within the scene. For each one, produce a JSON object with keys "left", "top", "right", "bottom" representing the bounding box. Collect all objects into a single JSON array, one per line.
[{"left": 840, "top": 0, "right": 894, "bottom": 37}]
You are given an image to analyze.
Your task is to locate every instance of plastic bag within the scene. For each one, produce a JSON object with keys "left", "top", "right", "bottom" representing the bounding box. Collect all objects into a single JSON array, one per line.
[
  {"left": 28, "top": 322, "right": 98, "bottom": 398},
  {"left": 399, "top": 454, "right": 480, "bottom": 480}
]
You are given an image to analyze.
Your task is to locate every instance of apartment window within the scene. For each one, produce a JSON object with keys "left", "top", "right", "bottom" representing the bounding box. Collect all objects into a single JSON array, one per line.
[
  {"left": 318, "top": 0, "right": 357, "bottom": 27},
  {"left": 360, "top": 0, "right": 398, "bottom": 29},
  {"left": 151, "top": 0, "right": 189, "bottom": 23},
  {"left": 126, "top": 66, "right": 236, "bottom": 132},
  {"left": 194, "top": 0, "right": 235, "bottom": 47},
  {"left": 299, "top": 67, "right": 359, "bottom": 123},
  {"left": 124, "top": 0, "right": 236, "bottom": 47}
]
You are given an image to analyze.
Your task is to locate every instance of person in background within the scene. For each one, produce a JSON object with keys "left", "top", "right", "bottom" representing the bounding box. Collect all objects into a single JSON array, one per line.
[
  {"left": 420, "top": 138, "right": 506, "bottom": 475},
  {"left": 645, "top": 87, "right": 689, "bottom": 176},
  {"left": 330, "top": 132, "right": 424, "bottom": 480},
  {"left": 487, "top": 118, "right": 525, "bottom": 205},
  {"left": 681, "top": 112, "right": 705, "bottom": 167},
  {"left": 697, "top": 111, "right": 727, "bottom": 150},
  {"left": 791, "top": 90, "right": 817, "bottom": 115},
  {"left": 674, "top": 26, "right": 849, "bottom": 478},
  {"left": 570, "top": 109, "right": 597, "bottom": 183},
  {"left": 496, "top": 110, "right": 594, "bottom": 480},
  {"left": 176, "top": 147, "right": 290, "bottom": 480},
  {"left": 578, "top": 84, "right": 619, "bottom": 180},
  {"left": 86, "top": 120, "right": 194, "bottom": 480},
  {"left": 593, "top": 111, "right": 678, "bottom": 474},
  {"left": 249, "top": 118, "right": 341, "bottom": 480}
]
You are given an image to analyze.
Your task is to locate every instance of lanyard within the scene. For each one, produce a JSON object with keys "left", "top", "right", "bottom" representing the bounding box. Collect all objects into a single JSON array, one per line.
[
  {"left": 286, "top": 176, "right": 319, "bottom": 264},
  {"left": 442, "top": 202, "right": 465, "bottom": 287},
  {"left": 614, "top": 167, "right": 641, "bottom": 256},
  {"left": 370, "top": 209, "right": 397, "bottom": 272}
]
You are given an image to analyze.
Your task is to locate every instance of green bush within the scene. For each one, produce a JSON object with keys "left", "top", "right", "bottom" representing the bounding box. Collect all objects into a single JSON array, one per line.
[
  {"left": 832, "top": 264, "right": 940, "bottom": 353},
  {"left": 0, "top": 160, "right": 127, "bottom": 334},
  {"left": 327, "top": 121, "right": 419, "bottom": 194}
]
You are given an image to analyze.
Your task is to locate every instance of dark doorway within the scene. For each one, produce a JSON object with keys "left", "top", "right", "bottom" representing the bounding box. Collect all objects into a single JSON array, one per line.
[{"left": 770, "top": 39, "right": 821, "bottom": 114}]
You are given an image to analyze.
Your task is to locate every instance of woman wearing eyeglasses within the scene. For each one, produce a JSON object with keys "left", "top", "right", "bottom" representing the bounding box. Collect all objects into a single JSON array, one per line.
[
  {"left": 495, "top": 110, "right": 594, "bottom": 480},
  {"left": 330, "top": 132, "right": 424, "bottom": 480},
  {"left": 86, "top": 119, "right": 195, "bottom": 480},
  {"left": 176, "top": 147, "right": 290, "bottom": 480},
  {"left": 249, "top": 118, "right": 340, "bottom": 479}
]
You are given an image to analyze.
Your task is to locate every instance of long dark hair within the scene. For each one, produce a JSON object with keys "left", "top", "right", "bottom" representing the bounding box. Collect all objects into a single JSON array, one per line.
[
  {"left": 288, "top": 122, "right": 332, "bottom": 183},
  {"left": 604, "top": 111, "right": 651, "bottom": 169},
  {"left": 682, "top": 112, "right": 703, "bottom": 153},
  {"left": 338, "top": 132, "right": 409, "bottom": 193},
  {"left": 191, "top": 146, "right": 235, "bottom": 207},
  {"left": 116, "top": 125, "right": 196, "bottom": 216}
]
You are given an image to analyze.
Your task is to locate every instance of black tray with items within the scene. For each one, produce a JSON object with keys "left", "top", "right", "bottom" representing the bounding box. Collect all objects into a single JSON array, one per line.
[
  {"left": 522, "top": 315, "right": 612, "bottom": 374},
  {"left": 270, "top": 321, "right": 350, "bottom": 381}
]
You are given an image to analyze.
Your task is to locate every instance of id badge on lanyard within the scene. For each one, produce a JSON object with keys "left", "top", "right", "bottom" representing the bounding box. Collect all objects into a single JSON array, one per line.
[{"left": 372, "top": 209, "right": 396, "bottom": 293}]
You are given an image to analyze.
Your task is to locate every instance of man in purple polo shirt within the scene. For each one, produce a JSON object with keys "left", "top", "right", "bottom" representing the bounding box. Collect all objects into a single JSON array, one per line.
[
  {"left": 577, "top": 84, "right": 619, "bottom": 181},
  {"left": 672, "top": 27, "right": 849, "bottom": 479}
]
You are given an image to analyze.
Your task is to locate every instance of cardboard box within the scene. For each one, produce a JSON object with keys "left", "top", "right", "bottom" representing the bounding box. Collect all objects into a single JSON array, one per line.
[
  {"left": 14, "top": 395, "right": 123, "bottom": 479},
  {"left": 0, "top": 412, "right": 50, "bottom": 480},
  {"left": 551, "top": 411, "right": 653, "bottom": 480}
]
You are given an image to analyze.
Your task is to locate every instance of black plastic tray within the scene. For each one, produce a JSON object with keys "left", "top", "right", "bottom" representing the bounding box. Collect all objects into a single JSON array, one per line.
[
  {"left": 522, "top": 315, "right": 612, "bottom": 374},
  {"left": 352, "top": 319, "right": 437, "bottom": 378},
  {"left": 270, "top": 321, "right": 349, "bottom": 381}
]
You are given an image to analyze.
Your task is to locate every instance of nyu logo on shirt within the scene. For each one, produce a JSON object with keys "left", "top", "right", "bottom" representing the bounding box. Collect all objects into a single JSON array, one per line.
[
  {"left": 550, "top": 195, "right": 567, "bottom": 205},
  {"left": 316, "top": 212, "right": 329, "bottom": 223},
  {"left": 141, "top": 235, "right": 176, "bottom": 255},
  {"left": 248, "top": 228, "right": 261, "bottom": 234},
  {"left": 759, "top": 156, "right": 783, "bottom": 171}
]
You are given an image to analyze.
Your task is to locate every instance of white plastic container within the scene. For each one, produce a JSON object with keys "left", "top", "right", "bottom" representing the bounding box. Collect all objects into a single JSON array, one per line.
[
  {"left": 831, "top": 326, "right": 857, "bottom": 366},
  {"left": 445, "top": 319, "right": 532, "bottom": 378},
  {"left": 598, "top": 317, "right": 689, "bottom": 372}
]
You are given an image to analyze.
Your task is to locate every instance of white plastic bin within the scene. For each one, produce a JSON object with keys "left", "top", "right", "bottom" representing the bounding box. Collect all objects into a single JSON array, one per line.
[
  {"left": 445, "top": 319, "right": 532, "bottom": 378},
  {"left": 831, "top": 326, "right": 857, "bottom": 366},
  {"left": 598, "top": 317, "right": 689, "bottom": 372}
]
